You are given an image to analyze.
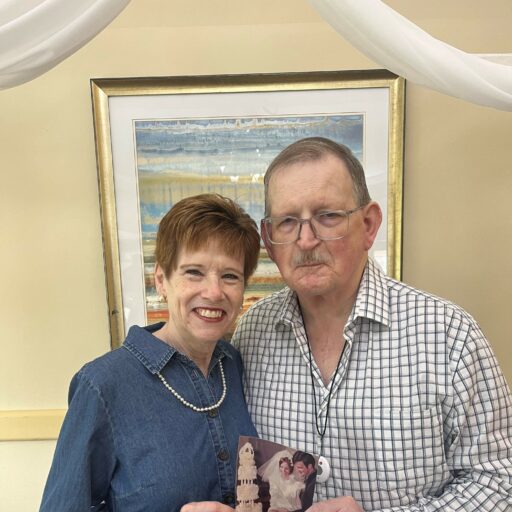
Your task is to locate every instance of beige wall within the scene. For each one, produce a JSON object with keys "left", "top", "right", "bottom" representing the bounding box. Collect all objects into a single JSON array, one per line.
[{"left": 0, "top": 1, "right": 510, "bottom": 509}]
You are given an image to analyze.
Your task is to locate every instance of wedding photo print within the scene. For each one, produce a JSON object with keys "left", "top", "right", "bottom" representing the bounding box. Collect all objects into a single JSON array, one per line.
[{"left": 236, "top": 436, "right": 318, "bottom": 512}]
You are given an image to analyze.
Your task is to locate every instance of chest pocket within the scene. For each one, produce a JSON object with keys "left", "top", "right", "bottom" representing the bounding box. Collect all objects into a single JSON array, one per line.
[{"left": 372, "top": 404, "right": 451, "bottom": 501}]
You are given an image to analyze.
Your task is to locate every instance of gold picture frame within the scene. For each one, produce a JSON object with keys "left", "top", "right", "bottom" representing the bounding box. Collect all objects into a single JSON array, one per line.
[{"left": 91, "top": 70, "right": 405, "bottom": 349}]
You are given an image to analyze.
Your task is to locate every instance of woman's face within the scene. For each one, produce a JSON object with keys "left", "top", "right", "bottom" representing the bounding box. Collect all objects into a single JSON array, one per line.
[
  {"left": 156, "top": 239, "right": 245, "bottom": 351},
  {"left": 279, "top": 461, "right": 291, "bottom": 478}
]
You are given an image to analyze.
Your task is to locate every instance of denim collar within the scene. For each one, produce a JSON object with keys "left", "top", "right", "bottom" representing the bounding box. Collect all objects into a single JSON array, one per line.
[{"left": 123, "top": 322, "right": 232, "bottom": 374}]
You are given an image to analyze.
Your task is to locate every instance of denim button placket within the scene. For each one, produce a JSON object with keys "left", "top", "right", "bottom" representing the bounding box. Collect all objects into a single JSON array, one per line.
[
  {"left": 223, "top": 493, "right": 235, "bottom": 505},
  {"left": 218, "top": 449, "right": 230, "bottom": 461}
]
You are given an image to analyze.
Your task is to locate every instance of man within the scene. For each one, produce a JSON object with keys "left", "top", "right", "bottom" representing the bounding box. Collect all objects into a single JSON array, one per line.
[
  {"left": 292, "top": 452, "right": 317, "bottom": 512},
  {"left": 183, "top": 137, "right": 512, "bottom": 512}
]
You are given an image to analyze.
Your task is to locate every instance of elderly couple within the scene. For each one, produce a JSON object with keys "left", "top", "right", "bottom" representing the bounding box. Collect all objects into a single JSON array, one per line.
[{"left": 41, "top": 137, "right": 512, "bottom": 512}]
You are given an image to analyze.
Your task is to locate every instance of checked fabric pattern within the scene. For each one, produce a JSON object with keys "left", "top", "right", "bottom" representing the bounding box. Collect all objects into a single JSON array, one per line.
[{"left": 232, "top": 258, "right": 512, "bottom": 511}]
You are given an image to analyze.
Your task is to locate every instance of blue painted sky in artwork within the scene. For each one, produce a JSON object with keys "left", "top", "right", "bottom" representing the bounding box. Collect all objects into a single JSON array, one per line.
[
  {"left": 135, "top": 115, "right": 363, "bottom": 174},
  {"left": 135, "top": 114, "right": 364, "bottom": 235}
]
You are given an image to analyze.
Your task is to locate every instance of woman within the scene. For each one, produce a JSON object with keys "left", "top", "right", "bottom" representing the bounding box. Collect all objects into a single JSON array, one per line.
[
  {"left": 259, "top": 451, "right": 304, "bottom": 512},
  {"left": 40, "top": 194, "right": 261, "bottom": 512}
]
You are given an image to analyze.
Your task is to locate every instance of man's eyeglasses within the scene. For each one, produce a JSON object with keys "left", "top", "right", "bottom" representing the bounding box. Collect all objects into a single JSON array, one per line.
[{"left": 262, "top": 206, "right": 365, "bottom": 245}]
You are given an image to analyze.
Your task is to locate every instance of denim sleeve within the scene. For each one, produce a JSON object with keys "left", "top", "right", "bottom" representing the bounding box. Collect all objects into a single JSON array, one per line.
[{"left": 40, "top": 370, "right": 116, "bottom": 511}]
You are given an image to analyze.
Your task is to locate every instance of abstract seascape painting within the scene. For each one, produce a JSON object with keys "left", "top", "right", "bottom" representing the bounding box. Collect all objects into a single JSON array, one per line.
[{"left": 91, "top": 71, "right": 404, "bottom": 347}]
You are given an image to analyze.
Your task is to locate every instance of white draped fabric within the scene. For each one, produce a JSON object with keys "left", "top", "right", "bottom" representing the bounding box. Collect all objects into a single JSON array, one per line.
[
  {"left": 0, "top": 0, "right": 511, "bottom": 111},
  {"left": 309, "top": 0, "right": 512, "bottom": 111},
  {"left": 0, "top": 0, "right": 130, "bottom": 89}
]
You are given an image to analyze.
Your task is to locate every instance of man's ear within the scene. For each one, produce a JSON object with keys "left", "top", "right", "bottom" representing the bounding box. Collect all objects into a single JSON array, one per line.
[
  {"left": 260, "top": 220, "right": 275, "bottom": 261},
  {"left": 362, "top": 201, "right": 382, "bottom": 251}
]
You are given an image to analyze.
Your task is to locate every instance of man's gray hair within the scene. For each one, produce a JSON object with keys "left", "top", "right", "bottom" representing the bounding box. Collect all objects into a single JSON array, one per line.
[{"left": 264, "top": 137, "right": 371, "bottom": 215}]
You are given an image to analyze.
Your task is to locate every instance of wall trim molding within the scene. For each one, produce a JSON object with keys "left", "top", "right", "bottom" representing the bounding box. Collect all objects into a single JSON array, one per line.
[{"left": 0, "top": 409, "right": 66, "bottom": 441}]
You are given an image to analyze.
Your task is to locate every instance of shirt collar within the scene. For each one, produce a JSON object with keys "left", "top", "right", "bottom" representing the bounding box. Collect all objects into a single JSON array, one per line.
[
  {"left": 350, "top": 258, "right": 390, "bottom": 327},
  {"left": 276, "top": 287, "right": 303, "bottom": 327},
  {"left": 122, "top": 322, "right": 232, "bottom": 374},
  {"left": 276, "top": 258, "right": 390, "bottom": 328}
]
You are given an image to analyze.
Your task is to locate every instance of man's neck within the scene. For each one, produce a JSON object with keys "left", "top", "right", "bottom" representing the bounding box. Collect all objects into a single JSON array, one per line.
[
  {"left": 296, "top": 259, "right": 367, "bottom": 384},
  {"left": 299, "top": 299, "right": 350, "bottom": 385},
  {"left": 299, "top": 291, "right": 354, "bottom": 328}
]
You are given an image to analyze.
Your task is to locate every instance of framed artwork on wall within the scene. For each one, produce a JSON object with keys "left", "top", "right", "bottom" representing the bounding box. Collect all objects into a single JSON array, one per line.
[{"left": 91, "top": 70, "right": 405, "bottom": 348}]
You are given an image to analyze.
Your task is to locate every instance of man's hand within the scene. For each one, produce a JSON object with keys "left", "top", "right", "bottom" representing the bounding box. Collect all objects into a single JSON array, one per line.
[
  {"left": 306, "top": 496, "right": 364, "bottom": 512},
  {"left": 181, "top": 501, "right": 233, "bottom": 512}
]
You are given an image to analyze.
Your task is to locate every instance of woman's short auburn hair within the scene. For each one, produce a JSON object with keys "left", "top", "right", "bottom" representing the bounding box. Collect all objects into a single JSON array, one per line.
[{"left": 155, "top": 194, "right": 260, "bottom": 284}]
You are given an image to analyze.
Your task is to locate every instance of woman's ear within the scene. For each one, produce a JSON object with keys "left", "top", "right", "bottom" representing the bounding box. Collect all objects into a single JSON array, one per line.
[
  {"left": 362, "top": 201, "right": 383, "bottom": 251},
  {"left": 154, "top": 263, "right": 166, "bottom": 295}
]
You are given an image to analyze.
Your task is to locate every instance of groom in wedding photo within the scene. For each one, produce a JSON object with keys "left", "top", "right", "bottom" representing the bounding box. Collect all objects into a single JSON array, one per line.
[{"left": 291, "top": 452, "right": 316, "bottom": 512}]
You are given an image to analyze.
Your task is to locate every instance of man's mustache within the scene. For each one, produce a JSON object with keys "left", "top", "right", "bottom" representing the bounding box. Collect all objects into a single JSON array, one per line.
[{"left": 292, "top": 250, "right": 328, "bottom": 267}]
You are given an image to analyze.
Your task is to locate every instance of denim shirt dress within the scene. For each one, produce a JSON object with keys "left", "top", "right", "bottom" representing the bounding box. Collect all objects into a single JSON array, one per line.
[{"left": 40, "top": 323, "right": 257, "bottom": 512}]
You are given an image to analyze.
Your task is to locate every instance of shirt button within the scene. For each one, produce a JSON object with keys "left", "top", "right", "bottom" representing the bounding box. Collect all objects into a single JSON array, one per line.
[
  {"left": 217, "top": 449, "right": 230, "bottom": 461},
  {"left": 207, "top": 408, "right": 218, "bottom": 418},
  {"left": 223, "top": 493, "right": 235, "bottom": 505}
]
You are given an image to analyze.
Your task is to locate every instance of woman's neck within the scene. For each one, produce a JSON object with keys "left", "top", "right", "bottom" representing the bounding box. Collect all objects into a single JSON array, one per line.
[{"left": 153, "top": 323, "right": 213, "bottom": 376}]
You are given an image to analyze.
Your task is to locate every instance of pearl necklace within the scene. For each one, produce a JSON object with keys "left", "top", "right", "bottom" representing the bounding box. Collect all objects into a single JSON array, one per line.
[{"left": 156, "top": 360, "right": 227, "bottom": 412}]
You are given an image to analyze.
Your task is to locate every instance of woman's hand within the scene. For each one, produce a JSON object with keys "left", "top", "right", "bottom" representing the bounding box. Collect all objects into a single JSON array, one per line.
[{"left": 181, "top": 501, "right": 233, "bottom": 512}]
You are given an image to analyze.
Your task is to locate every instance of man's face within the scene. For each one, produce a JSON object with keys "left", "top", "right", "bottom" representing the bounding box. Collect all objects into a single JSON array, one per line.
[
  {"left": 264, "top": 154, "right": 379, "bottom": 302},
  {"left": 293, "top": 461, "right": 313, "bottom": 480}
]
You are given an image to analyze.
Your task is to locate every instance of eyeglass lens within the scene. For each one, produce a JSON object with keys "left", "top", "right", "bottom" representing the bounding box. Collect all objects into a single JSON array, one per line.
[{"left": 268, "top": 211, "right": 350, "bottom": 243}]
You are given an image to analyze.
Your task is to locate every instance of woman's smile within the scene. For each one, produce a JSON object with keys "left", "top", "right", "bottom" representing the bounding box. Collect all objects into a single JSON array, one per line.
[{"left": 194, "top": 307, "right": 226, "bottom": 320}]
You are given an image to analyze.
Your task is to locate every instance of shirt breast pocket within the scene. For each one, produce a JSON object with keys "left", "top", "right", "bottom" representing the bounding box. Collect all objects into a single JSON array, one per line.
[{"left": 372, "top": 404, "right": 450, "bottom": 499}]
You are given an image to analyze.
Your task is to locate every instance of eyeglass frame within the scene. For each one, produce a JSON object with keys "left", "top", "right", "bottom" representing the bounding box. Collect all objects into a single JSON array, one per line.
[{"left": 261, "top": 205, "right": 366, "bottom": 245}]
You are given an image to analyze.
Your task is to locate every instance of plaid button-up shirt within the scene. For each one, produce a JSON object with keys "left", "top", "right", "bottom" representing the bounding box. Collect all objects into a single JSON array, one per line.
[{"left": 233, "top": 258, "right": 512, "bottom": 511}]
